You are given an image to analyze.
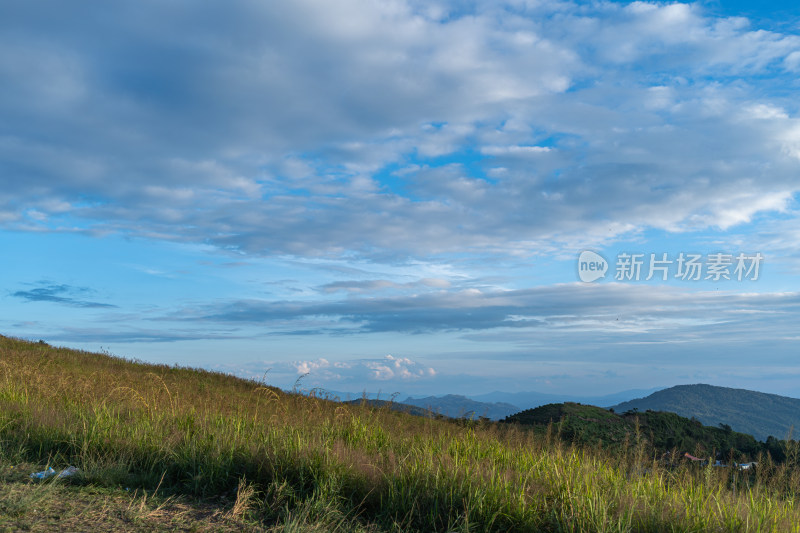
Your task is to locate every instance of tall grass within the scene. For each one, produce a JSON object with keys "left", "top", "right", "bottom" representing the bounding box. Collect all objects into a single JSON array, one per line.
[{"left": 1, "top": 336, "right": 799, "bottom": 531}]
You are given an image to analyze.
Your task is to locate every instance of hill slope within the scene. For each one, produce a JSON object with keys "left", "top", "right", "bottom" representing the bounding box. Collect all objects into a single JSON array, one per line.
[
  {"left": 3, "top": 336, "right": 800, "bottom": 531},
  {"left": 612, "top": 384, "right": 800, "bottom": 442}
]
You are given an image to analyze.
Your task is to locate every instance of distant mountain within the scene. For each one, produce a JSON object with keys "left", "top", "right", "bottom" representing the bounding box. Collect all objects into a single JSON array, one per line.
[
  {"left": 344, "top": 399, "right": 438, "bottom": 418},
  {"left": 325, "top": 390, "right": 406, "bottom": 402},
  {"left": 470, "top": 391, "right": 562, "bottom": 409},
  {"left": 325, "top": 387, "right": 663, "bottom": 415},
  {"left": 402, "top": 394, "right": 519, "bottom": 420},
  {"left": 612, "top": 384, "right": 800, "bottom": 442},
  {"left": 502, "top": 402, "right": 768, "bottom": 461},
  {"left": 472, "top": 387, "right": 663, "bottom": 410},
  {"left": 589, "top": 388, "right": 666, "bottom": 407}
]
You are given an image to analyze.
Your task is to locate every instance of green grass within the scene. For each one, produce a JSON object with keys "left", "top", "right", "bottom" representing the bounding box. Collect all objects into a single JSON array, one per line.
[{"left": 1, "top": 336, "right": 799, "bottom": 531}]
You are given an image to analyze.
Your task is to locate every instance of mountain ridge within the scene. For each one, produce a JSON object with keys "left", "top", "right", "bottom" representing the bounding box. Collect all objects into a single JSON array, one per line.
[
  {"left": 472, "top": 387, "right": 664, "bottom": 408},
  {"left": 402, "top": 394, "right": 519, "bottom": 420},
  {"left": 326, "top": 387, "right": 666, "bottom": 421},
  {"left": 612, "top": 384, "right": 800, "bottom": 442},
  {"left": 501, "top": 401, "right": 777, "bottom": 462}
]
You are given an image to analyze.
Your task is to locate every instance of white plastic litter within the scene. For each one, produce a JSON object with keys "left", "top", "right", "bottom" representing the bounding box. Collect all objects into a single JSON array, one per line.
[
  {"left": 58, "top": 466, "right": 79, "bottom": 478},
  {"left": 29, "top": 466, "right": 79, "bottom": 480}
]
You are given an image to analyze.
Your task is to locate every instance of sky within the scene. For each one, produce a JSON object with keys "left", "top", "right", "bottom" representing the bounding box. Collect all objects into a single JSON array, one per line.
[{"left": 2, "top": 0, "right": 800, "bottom": 399}]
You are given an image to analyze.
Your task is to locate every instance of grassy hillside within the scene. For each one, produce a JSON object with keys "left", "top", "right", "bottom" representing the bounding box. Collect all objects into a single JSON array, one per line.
[
  {"left": 612, "top": 384, "right": 800, "bottom": 442},
  {"left": 2, "top": 336, "right": 800, "bottom": 531}
]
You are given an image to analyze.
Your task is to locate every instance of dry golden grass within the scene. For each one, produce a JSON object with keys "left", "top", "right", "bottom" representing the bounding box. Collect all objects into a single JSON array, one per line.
[{"left": 1, "top": 335, "right": 800, "bottom": 532}]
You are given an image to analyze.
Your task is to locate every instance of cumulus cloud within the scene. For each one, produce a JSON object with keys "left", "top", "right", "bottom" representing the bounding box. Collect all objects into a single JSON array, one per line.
[
  {"left": 294, "top": 358, "right": 333, "bottom": 375},
  {"left": 282, "top": 355, "right": 437, "bottom": 388},
  {"left": 367, "top": 354, "right": 437, "bottom": 380},
  {"left": 1, "top": 1, "right": 799, "bottom": 260}
]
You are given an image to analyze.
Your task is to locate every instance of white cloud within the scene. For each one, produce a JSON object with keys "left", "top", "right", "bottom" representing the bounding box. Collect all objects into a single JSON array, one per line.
[
  {"left": 294, "top": 358, "right": 332, "bottom": 375},
  {"left": 1, "top": 0, "right": 799, "bottom": 261},
  {"left": 286, "top": 355, "right": 436, "bottom": 384},
  {"left": 480, "top": 145, "right": 552, "bottom": 155}
]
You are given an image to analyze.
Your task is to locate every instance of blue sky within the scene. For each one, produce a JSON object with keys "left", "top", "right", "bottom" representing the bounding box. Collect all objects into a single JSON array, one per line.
[{"left": 2, "top": 0, "right": 800, "bottom": 398}]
